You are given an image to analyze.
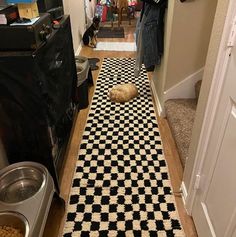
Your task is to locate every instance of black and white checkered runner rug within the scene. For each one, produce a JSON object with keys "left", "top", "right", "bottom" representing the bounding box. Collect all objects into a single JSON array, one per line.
[{"left": 63, "top": 58, "right": 185, "bottom": 237}]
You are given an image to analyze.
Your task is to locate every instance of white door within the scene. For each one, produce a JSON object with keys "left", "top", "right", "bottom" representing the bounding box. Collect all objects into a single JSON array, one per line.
[{"left": 192, "top": 5, "right": 236, "bottom": 237}]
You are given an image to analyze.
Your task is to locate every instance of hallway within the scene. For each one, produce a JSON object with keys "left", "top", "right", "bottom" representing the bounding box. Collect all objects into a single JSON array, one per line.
[{"left": 43, "top": 20, "right": 197, "bottom": 237}]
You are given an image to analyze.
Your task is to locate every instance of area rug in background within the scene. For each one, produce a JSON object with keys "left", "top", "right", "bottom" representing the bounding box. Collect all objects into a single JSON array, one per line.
[
  {"left": 94, "top": 42, "right": 136, "bottom": 51},
  {"left": 97, "top": 27, "right": 125, "bottom": 38},
  {"left": 63, "top": 58, "right": 185, "bottom": 237}
]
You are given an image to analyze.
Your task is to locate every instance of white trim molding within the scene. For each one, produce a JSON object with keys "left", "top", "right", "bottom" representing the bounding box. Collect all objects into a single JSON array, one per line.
[
  {"left": 183, "top": 0, "right": 236, "bottom": 214},
  {"left": 150, "top": 78, "right": 165, "bottom": 117},
  {"left": 164, "top": 68, "right": 204, "bottom": 101},
  {"left": 181, "top": 181, "right": 188, "bottom": 205},
  {"left": 181, "top": 181, "right": 190, "bottom": 214},
  {"left": 75, "top": 42, "right": 83, "bottom": 56}
]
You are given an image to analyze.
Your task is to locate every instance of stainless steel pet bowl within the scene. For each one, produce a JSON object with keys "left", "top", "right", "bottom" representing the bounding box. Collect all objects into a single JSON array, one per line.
[
  {"left": 0, "top": 165, "right": 45, "bottom": 204},
  {"left": 76, "top": 65, "right": 83, "bottom": 73},
  {"left": 0, "top": 211, "right": 29, "bottom": 237},
  {"left": 75, "top": 56, "right": 87, "bottom": 64},
  {"left": 0, "top": 162, "right": 55, "bottom": 237}
]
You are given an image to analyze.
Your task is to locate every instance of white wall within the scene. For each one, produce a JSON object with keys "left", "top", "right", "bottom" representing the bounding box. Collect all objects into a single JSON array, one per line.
[
  {"left": 164, "top": 0, "right": 217, "bottom": 91},
  {"left": 153, "top": 0, "right": 217, "bottom": 108},
  {"left": 63, "top": 0, "right": 86, "bottom": 53}
]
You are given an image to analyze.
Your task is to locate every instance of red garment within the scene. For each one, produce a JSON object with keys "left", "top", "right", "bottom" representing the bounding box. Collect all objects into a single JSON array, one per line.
[
  {"left": 101, "top": 5, "right": 108, "bottom": 22},
  {"left": 128, "top": 0, "right": 137, "bottom": 6}
]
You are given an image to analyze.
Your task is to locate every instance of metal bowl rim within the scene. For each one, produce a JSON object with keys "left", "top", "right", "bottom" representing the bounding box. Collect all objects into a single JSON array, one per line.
[
  {"left": 0, "top": 211, "right": 30, "bottom": 237},
  {"left": 0, "top": 163, "right": 47, "bottom": 204},
  {"left": 0, "top": 162, "right": 48, "bottom": 177}
]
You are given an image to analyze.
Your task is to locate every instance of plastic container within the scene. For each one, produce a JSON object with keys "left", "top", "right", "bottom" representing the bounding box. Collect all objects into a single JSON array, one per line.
[
  {"left": 75, "top": 56, "right": 89, "bottom": 87},
  {"left": 75, "top": 56, "right": 90, "bottom": 109}
]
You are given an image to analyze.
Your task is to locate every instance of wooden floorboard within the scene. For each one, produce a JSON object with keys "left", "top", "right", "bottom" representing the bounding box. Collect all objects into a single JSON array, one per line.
[{"left": 43, "top": 20, "right": 198, "bottom": 237}]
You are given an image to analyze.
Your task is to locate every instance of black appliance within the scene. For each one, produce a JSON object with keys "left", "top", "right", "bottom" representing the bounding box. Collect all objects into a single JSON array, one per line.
[
  {"left": 0, "top": 13, "right": 52, "bottom": 51},
  {"left": 37, "top": 0, "right": 64, "bottom": 20},
  {"left": 0, "top": 15, "right": 77, "bottom": 192}
]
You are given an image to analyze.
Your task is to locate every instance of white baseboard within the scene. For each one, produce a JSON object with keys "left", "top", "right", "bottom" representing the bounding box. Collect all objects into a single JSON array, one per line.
[
  {"left": 164, "top": 68, "right": 204, "bottom": 101},
  {"left": 150, "top": 78, "right": 165, "bottom": 117},
  {"left": 181, "top": 181, "right": 191, "bottom": 214},
  {"left": 75, "top": 42, "right": 83, "bottom": 56}
]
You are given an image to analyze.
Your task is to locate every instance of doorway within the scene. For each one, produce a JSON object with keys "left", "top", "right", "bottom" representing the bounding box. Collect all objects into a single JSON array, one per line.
[{"left": 183, "top": 0, "right": 236, "bottom": 236}]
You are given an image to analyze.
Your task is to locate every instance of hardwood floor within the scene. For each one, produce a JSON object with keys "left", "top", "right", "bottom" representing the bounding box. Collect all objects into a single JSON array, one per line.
[{"left": 43, "top": 19, "right": 198, "bottom": 237}]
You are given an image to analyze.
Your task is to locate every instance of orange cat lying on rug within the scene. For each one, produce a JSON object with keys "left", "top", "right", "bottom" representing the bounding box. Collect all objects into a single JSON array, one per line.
[{"left": 108, "top": 83, "right": 139, "bottom": 103}]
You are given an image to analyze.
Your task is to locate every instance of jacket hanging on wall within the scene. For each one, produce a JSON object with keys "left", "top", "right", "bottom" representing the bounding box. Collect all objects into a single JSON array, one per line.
[{"left": 135, "top": 0, "right": 167, "bottom": 76}]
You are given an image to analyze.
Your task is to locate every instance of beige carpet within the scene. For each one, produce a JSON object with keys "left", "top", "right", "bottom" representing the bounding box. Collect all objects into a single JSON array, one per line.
[{"left": 165, "top": 99, "right": 197, "bottom": 167}]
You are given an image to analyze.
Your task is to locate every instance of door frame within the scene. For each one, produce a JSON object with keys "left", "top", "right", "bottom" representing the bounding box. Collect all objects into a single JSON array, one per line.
[{"left": 182, "top": 0, "right": 236, "bottom": 214}]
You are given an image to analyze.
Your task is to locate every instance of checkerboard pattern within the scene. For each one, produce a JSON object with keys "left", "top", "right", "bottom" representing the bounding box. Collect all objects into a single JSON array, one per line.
[{"left": 63, "top": 58, "right": 185, "bottom": 237}]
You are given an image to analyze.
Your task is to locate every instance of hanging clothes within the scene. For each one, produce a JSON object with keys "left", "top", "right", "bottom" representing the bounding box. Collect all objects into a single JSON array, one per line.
[
  {"left": 142, "top": 0, "right": 162, "bottom": 5},
  {"left": 128, "top": 0, "right": 138, "bottom": 6},
  {"left": 135, "top": 0, "right": 167, "bottom": 77},
  {"left": 86, "top": 0, "right": 97, "bottom": 25}
]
